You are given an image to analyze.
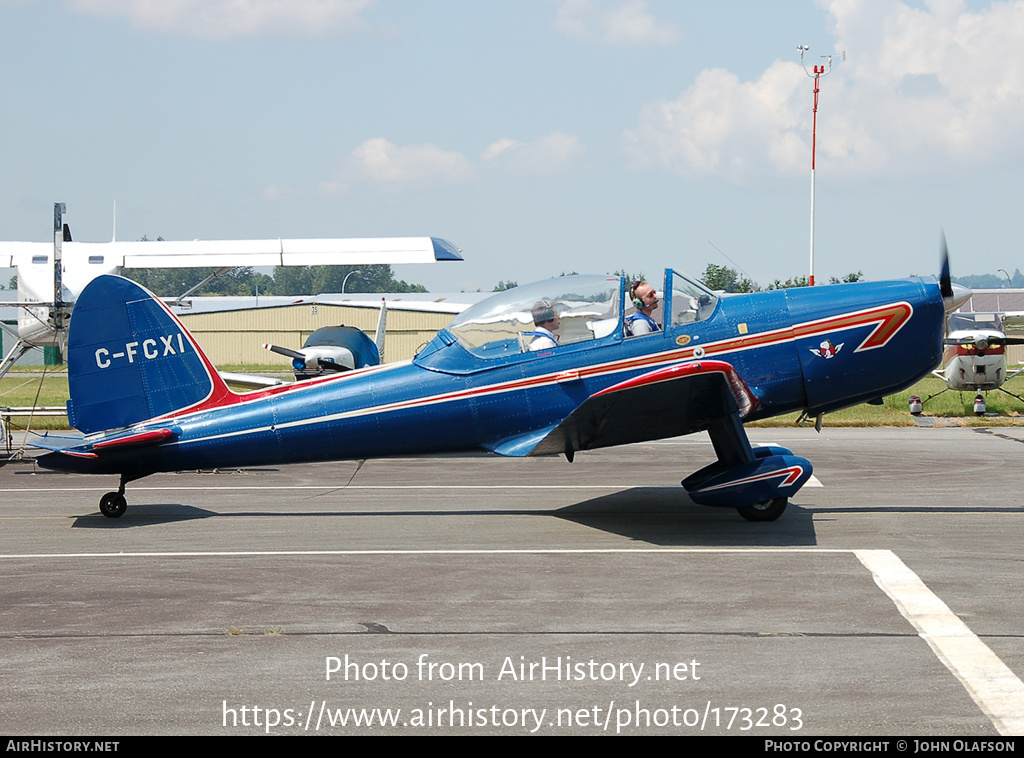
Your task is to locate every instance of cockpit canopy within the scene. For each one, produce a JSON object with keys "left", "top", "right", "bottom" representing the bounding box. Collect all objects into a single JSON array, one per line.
[
  {"left": 415, "top": 270, "right": 719, "bottom": 371},
  {"left": 446, "top": 275, "right": 621, "bottom": 358},
  {"left": 948, "top": 311, "right": 1005, "bottom": 334}
]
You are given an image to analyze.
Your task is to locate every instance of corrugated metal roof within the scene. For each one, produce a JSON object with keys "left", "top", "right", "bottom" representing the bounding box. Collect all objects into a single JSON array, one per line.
[{"left": 954, "top": 290, "right": 1024, "bottom": 314}]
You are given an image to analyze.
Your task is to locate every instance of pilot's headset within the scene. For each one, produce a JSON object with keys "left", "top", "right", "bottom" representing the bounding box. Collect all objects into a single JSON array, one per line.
[{"left": 630, "top": 281, "right": 645, "bottom": 310}]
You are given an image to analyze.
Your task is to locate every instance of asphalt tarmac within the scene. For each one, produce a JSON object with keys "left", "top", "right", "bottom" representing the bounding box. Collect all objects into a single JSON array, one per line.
[{"left": 1, "top": 426, "right": 1022, "bottom": 736}]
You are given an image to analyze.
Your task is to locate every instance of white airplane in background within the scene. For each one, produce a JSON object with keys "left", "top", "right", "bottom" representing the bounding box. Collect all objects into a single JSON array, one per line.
[
  {"left": 915, "top": 311, "right": 1024, "bottom": 413},
  {"left": 0, "top": 203, "right": 461, "bottom": 380}
]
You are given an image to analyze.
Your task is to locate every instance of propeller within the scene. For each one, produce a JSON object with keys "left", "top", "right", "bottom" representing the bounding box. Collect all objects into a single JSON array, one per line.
[
  {"left": 264, "top": 326, "right": 377, "bottom": 379},
  {"left": 939, "top": 231, "right": 972, "bottom": 313},
  {"left": 263, "top": 343, "right": 304, "bottom": 362},
  {"left": 943, "top": 336, "right": 1024, "bottom": 349},
  {"left": 263, "top": 342, "right": 356, "bottom": 375},
  {"left": 939, "top": 231, "right": 953, "bottom": 299}
]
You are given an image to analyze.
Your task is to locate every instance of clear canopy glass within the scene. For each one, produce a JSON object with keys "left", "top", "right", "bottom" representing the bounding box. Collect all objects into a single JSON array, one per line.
[
  {"left": 446, "top": 275, "right": 621, "bottom": 357},
  {"left": 669, "top": 270, "right": 718, "bottom": 328},
  {"left": 440, "top": 271, "right": 719, "bottom": 360}
]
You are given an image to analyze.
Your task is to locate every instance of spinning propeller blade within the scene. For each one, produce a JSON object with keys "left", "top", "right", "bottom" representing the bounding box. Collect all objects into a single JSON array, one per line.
[
  {"left": 939, "top": 231, "right": 972, "bottom": 312},
  {"left": 940, "top": 231, "right": 953, "bottom": 299}
]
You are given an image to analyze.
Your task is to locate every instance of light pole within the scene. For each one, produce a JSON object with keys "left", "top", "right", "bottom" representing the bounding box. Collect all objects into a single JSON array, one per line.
[
  {"left": 342, "top": 270, "right": 362, "bottom": 294},
  {"left": 799, "top": 45, "right": 832, "bottom": 287}
]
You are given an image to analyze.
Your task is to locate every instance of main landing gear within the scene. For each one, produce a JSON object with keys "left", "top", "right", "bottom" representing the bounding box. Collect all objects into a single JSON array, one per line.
[
  {"left": 736, "top": 497, "right": 788, "bottom": 522},
  {"left": 98, "top": 476, "right": 129, "bottom": 518},
  {"left": 681, "top": 413, "right": 810, "bottom": 523}
]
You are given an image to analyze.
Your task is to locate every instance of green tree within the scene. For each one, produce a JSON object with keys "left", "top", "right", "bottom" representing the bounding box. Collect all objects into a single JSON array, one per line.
[
  {"left": 492, "top": 280, "right": 518, "bottom": 292},
  {"left": 828, "top": 271, "right": 864, "bottom": 284},
  {"left": 610, "top": 269, "right": 645, "bottom": 285},
  {"left": 119, "top": 237, "right": 427, "bottom": 296},
  {"left": 123, "top": 266, "right": 274, "bottom": 297},
  {"left": 765, "top": 276, "right": 810, "bottom": 290},
  {"left": 272, "top": 264, "right": 426, "bottom": 295},
  {"left": 700, "top": 263, "right": 754, "bottom": 293}
]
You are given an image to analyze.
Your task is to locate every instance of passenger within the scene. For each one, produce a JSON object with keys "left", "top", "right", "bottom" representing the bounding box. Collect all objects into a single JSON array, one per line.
[
  {"left": 527, "top": 299, "right": 560, "bottom": 350},
  {"left": 625, "top": 281, "right": 661, "bottom": 336}
]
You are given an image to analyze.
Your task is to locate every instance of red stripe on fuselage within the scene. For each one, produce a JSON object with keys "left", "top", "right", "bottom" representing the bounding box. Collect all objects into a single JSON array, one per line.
[{"left": 147, "top": 300, "right": 915, "bottom": 430}]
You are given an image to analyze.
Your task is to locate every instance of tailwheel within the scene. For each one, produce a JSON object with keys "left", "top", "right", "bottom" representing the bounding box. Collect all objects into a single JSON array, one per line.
[
  {"left": 99, "top": 492, "right": 127, "bottom": 519},
  {"left": 737, "top": 497, "right": 787, "bottom": 522}
]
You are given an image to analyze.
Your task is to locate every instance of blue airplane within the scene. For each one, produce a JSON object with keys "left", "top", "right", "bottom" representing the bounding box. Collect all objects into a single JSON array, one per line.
[{"left": 32, "top": 263, "right": 956, "bottom": 521}]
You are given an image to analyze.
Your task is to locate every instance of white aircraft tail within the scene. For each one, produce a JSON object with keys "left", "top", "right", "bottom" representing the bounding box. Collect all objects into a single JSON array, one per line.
[{"left": 374, "top": 297, "right": 387, "bottom": 363}]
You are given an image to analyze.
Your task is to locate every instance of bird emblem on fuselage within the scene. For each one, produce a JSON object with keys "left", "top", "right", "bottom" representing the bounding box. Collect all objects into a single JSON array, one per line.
[{"left": 810, "top": 339, "right": 843, "bottom": 359}]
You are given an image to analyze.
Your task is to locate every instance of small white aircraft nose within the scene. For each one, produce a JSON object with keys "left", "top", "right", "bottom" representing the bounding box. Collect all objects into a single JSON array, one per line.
[{"left": 945, "top": 283, "right": 972, "bottom": 313}]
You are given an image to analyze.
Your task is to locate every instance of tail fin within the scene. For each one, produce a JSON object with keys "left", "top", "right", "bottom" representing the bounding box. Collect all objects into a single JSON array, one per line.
[
  {"left": 374, "top": 297, "right": 387, "bottom": 362},
  {"left": 67, "top": 275, "right": 236, "bottom": 434}
]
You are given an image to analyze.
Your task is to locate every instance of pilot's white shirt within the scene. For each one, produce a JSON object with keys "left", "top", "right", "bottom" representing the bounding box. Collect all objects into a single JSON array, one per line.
[{"left": 528, "top": 327, "right": 558, "bottom": 351}]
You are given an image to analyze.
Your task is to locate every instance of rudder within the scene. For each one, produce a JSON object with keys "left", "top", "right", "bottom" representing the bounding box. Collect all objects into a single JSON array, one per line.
[{"left": 67, "top": 275, "right": 234, "bottom": 434}]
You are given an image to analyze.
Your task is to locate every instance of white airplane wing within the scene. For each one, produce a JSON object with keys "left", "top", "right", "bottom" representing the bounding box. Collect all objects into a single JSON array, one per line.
[
  {"left": 1002, "top": 311, "right": 1024, "bottom": 327},
  {"left": 0, "top": 237, "right": 462, "bottom": 268}
]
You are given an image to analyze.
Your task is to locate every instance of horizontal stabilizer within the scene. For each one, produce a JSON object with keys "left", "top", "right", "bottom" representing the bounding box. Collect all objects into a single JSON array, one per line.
[
  {"left": 92, "top": 427, "right": 178, "bottom": 451},
  {"left": 29, "top": 432, "right": 92, "bottom": 453},
  {"left": 30, "top": 427, "right": 179, "bottom": 458}
]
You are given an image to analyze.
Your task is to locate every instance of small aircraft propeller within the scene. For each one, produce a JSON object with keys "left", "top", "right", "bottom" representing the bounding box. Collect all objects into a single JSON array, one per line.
[
  {"left": 263, "top": 342, "right": 356, "bottom": 374},
  {"left": 939, "top": 231, "right": 972, "bottom": 313},
  {"left": 262, "top": 325, "right": 383, "bottom": 380},
  {"left": 939, "top": 231, "right": 953, "bottom": 299},
  {"left": 263, "top": 343, "right": 305, "bottom": 362},
  {"left": 943, "top": 335, "right": 1024, "bottom": 349},
  {"left": 260, "top": 342, "right": 303, "bottom": 362}
]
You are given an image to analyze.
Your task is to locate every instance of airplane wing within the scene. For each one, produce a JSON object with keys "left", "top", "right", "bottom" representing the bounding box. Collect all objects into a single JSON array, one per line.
[
  {"left": 0, "top": 237, "right": 462, "bottom": 267},
  {"left": 219, "top": 371, "right": 289, "bottom": 389},
  {"left": 484, "top": 360, "right": 758, "bottom": 458}
]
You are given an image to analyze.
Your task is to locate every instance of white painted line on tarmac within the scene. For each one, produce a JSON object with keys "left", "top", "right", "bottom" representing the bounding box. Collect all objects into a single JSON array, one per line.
[
  {"left": 2, "top": 547, "right": 858, "bottom": 559},
  {"left": 0, "top": 485, "right": 638, "bottom": 492},
  {"left": 7, "top": 545, "right": 997, "bottom": 729},
  {"left": 856, "top": 549, "right": 1024, "bottom": 736},
  {"left": 0, "top": 478, "right": 824, "bottom": 492}
]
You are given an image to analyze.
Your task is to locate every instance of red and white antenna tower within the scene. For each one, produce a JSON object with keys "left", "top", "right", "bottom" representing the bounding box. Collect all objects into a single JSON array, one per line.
[{"left": 799, "top": 45, "right": 833, "bottom": 287}]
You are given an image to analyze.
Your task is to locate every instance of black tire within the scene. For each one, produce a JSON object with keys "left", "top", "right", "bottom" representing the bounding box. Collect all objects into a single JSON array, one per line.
[
  {"left": 737, "top": 497, "right": 787, "bottom": 522},
  {"left": 99, "top": 492, "right": 127, "bottom": 518}
]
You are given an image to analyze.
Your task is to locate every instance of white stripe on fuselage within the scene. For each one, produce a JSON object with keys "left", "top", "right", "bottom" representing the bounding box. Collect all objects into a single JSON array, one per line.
[{"left": 127, "top": 300, "right": 913, "bottom": 451}]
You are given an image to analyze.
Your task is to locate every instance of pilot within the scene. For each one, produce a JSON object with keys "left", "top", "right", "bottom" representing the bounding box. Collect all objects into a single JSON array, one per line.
[
  {"left": 625, "top": 281, "right": 661, "bottom": 336},
  {"left": 527, "top": 300, "right": 560, "bottom": 351}
]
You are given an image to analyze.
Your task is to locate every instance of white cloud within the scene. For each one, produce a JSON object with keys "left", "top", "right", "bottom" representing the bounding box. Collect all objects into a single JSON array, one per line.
[
  {"left": 346, "top": 137, "right": 474, "bottom": 187},
  {"left": 260, "top": 184, "right": 289, "bottom": 201},
  {"left": 626, "top": 0, "right": 1024, "bottom": 179},
  {"left": 482, "top": 132, "right": 584, "bottom": 175},
  {"left": 553, "top": 0, "right": 677, "bottom": 45},
  {"left": 326, "top": 133, "right": 581, "bottom": 192},
  {"left": 67, "top": 0, "right": 374, "bottom": 39},
  {"left": 626, "top": 62, "right": 808, "bottom": 178}
]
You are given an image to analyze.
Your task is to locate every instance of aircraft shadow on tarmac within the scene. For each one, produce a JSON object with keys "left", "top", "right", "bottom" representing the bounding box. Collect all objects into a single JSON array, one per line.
[
  {"left": 68, "top": 486, "right": 819, "bottom": 546},
  {"left": 553, "top": 487, "right": 818, "bottom": 546},
  {"left": 71, "top": 504, "right": 216, "bottom": 528}
]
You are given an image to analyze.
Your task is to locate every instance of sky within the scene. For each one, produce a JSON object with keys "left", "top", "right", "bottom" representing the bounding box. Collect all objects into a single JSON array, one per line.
[{"left": 1, "top": 0, "right": 1023, "bottom": 293}]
